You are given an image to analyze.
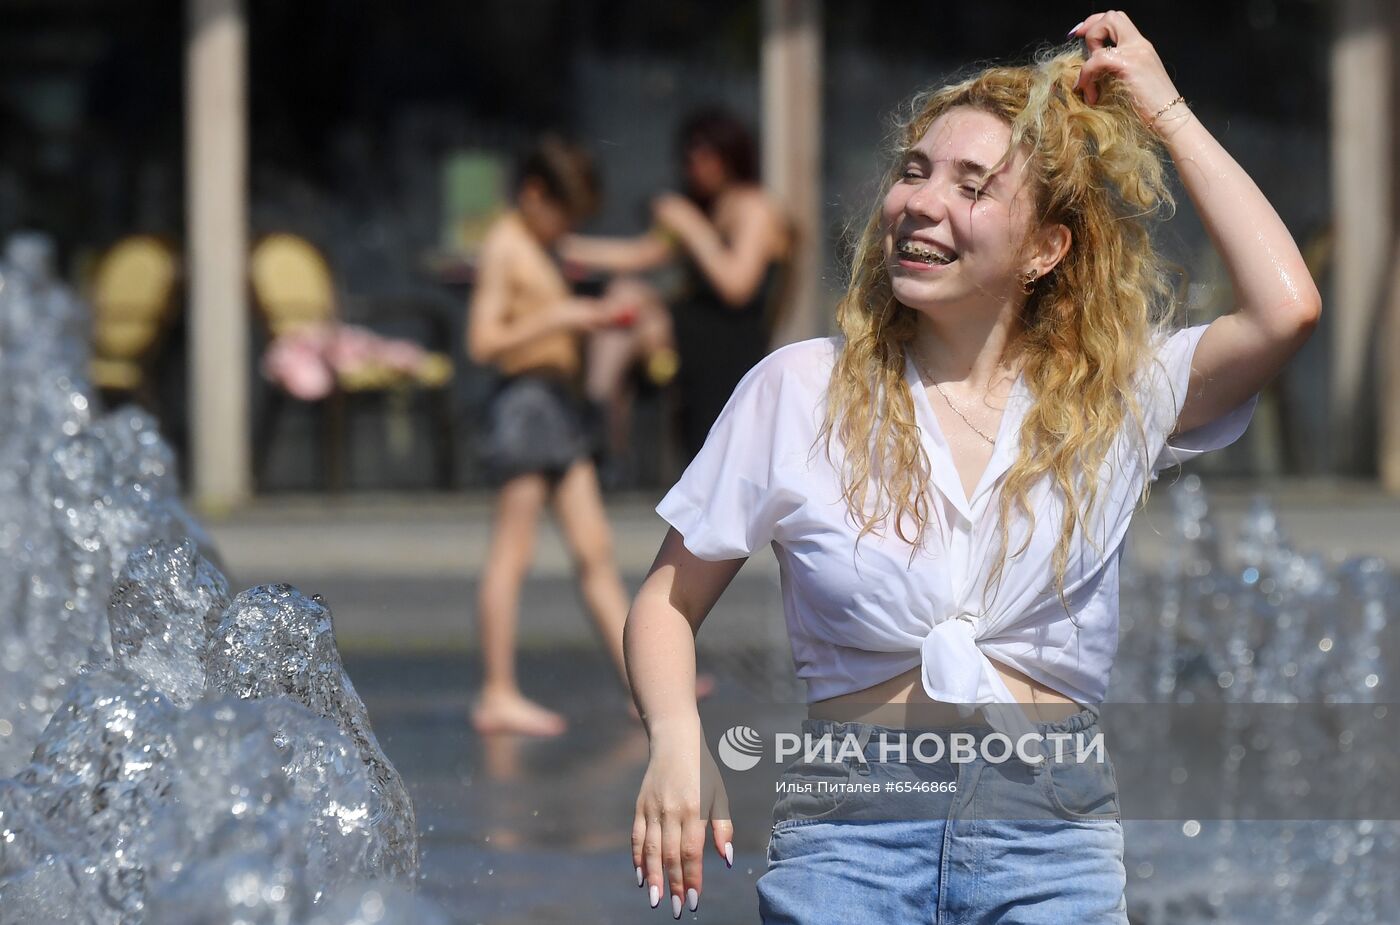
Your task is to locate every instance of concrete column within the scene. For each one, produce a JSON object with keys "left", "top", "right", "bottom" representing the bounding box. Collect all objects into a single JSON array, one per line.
[
  {"left": 761, "top": 0, "right": 825, "bottom": 346},
  {"left": 1382, "top": 240, "right": 1400, "bottom": 491},
  {"left": 186, "top": 0, "right": 250, "bottom": 510},
  {"left": 1329, "top": 0, "right": 1393, "bottom": 473},
  {"left": 1381, "top": 8, "right": 1400, "bottom": 492}
]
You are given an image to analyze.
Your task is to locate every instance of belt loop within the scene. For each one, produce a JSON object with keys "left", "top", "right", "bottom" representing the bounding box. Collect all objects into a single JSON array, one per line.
[{"left": 849, "top": 723, "right": 873, "bottom": 775}]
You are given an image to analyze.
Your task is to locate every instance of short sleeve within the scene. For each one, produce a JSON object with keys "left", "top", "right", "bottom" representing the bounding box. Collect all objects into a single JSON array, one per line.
[
  {"left": 1144, "top": 322, "right": 1261, "bottom": 476},
  {"left": 655, "top": 354, "right": 794, "bottom": 560}
]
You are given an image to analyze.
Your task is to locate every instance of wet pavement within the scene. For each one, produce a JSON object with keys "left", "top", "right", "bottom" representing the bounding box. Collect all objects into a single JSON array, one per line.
[{"left": 344, "top": 648, "right": 773, "bottom": 924}]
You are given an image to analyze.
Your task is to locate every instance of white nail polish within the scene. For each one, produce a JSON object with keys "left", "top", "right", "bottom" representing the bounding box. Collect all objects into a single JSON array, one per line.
[
  {"left": 672, "top": 893, "right": 682, "bottom": 918},
  {"left": 724, "top": 841, "right": 734, "bottom": 867},
  {"left": 636, "top": 866, "right": 643, "bottom": 887},
  {"left": 688, "top": 887, "right": 699, "bottom": 911},
  {"left": 649, "top": 884, "right": 659, "bottom": 908}
]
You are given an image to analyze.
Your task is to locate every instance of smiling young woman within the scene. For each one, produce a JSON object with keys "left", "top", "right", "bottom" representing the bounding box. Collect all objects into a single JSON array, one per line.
[{"left": 624, "top": 10, "right": 1320, "bottom": 922}]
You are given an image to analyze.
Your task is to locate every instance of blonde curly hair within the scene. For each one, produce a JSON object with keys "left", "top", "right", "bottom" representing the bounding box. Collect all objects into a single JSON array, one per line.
[{"left": 815, "top": 44, "right": 1185, "bottom": 620}]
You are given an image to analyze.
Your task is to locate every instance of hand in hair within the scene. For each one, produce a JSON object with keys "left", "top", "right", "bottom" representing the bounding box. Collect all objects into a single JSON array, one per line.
[{"left": 1069, "top": 11, "right": 1184, "bottom": 128}]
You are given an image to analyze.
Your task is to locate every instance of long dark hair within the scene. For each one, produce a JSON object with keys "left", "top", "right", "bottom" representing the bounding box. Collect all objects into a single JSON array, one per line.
[{"left": 676, "top": 107, "right": 758, "bottom": 208}]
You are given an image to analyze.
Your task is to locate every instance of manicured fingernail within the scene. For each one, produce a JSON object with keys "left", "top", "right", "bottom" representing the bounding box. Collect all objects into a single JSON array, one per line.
[
  {"left": 672, "top": 893, "right": 682, "bottom": 918},
  {"left": 1068, "top": 20, "right": 1084, "bottom": 35},
  {"left": 636, "top": 866, "right": 643, "bottom": 887},
  {"left": 688, "top": 887, "right": 699, "bottom": 911},
  {"left": 724, "top": 841, "right": 734, "bottom": 867},
  {"left": 649, "top": 884, "right": 660, "bottom": 908}
]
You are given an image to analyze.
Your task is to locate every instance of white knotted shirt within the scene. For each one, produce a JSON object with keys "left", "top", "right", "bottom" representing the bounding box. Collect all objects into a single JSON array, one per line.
[{"left": 655, "top": 324, "right": 1259, "bottom": 752}]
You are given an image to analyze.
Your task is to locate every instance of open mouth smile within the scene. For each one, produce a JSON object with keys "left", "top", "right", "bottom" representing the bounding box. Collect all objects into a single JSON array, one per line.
[{"left": 895, "top": 238, "right": 958, "bottom": 267}]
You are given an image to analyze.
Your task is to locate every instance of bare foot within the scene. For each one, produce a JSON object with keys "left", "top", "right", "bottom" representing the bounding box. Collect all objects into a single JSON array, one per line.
[{"left": 471, "top": 689, "right": 569, "bottom": 737}]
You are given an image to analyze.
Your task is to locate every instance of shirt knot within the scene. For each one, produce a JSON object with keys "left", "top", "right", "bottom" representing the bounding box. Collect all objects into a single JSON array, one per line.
[{"left": 920, "top": 609, "right": 1047, "bottom": 767}]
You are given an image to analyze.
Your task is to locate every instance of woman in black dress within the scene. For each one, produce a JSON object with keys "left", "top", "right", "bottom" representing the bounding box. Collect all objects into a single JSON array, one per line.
[{"left": 562, "top": 107, "right": 791, "bottom": 465}]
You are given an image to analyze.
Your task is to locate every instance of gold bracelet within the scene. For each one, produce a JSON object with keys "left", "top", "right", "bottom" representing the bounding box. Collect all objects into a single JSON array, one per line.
[{"left": 1150, "top": 94, "right": 1188, "bottom": 126}]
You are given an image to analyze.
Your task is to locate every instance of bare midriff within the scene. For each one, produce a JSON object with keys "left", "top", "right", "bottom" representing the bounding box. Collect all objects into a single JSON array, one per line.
[{"left": 808, "top": 658, "right": 1082, "bottom": 727}]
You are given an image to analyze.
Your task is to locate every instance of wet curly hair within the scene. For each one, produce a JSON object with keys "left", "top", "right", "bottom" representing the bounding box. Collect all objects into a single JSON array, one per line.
[{"left": 816, "top": 44, "right": 1185, "bottom": 619}]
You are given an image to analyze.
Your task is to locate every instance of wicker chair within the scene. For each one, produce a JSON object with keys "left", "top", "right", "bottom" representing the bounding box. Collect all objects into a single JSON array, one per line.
[
  {"left": 249, "top": 232, "right": 455, "bottom": 491},
  {"left": 88, "top": 235, "right": 181, "bottom": 411}
]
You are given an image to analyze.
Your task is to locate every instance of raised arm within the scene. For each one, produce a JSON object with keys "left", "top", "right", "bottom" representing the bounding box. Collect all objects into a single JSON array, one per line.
[
  {"left": 652, "top": 190, "right": 782, "bottom": 308},
  {"left": 627, "top": 529, "right": 745, "bottom": 915},
  {"left": 558, "top": 230, "right": 675, "bottom": 274},
  {"left": 1072, "top": 11, "right": 1322, "bottom": 433}
]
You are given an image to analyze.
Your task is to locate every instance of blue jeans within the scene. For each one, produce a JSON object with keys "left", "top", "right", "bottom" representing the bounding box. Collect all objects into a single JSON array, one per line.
[{"left": 757, "top": 706, "right": 1128, "bottom": 924}]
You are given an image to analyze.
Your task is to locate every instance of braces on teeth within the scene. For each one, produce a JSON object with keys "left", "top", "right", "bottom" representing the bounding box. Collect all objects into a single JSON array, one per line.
[{"left": 898, "top": 240, "right": 954, "bottom": 264}]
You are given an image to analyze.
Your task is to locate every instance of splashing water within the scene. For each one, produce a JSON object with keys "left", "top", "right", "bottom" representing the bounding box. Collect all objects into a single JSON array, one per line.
[
  {"left": 1112, "top": 474, "right": 1399, "bottom": 923},
  {"left": 0, "top": 245, "right": 439, "bottom": 921},
  {"left": 206, "top": 584, "right": 419, "bottom": 876}
]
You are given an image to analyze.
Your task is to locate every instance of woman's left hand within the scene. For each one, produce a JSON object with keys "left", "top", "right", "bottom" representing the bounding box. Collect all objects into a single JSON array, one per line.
[
  {"left": 651, "top": 193, "right": 709, "bottom": 240},
  {"left": 1068, "top": 11, "right": 1184, "bottom": 128}
]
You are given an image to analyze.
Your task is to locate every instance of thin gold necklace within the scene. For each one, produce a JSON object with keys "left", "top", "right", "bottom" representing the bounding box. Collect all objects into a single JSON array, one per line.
[{"left": 911, "top": 351, "right": 1000, "bottom": 446}]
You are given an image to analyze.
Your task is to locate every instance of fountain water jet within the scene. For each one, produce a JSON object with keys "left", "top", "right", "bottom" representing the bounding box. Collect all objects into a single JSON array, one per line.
[{"left": 0, "top": 241, "right": 439, "bottom": 921}]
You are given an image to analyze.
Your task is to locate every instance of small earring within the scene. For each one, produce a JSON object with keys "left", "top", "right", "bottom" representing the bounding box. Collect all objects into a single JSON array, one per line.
[{"left": 1020, "top": 269, "right": 1039, "bottom": 295}]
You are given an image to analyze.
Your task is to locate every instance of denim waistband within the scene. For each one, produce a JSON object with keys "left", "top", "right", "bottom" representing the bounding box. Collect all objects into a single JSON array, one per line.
[{"left": 799, "top": 704, "right": 1102, "bottom": 767}]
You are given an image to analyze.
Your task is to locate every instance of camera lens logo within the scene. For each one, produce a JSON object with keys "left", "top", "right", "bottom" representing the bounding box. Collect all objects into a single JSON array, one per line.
[{"left": 717, "top": 725, "right": 764, "bottom": 771}]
